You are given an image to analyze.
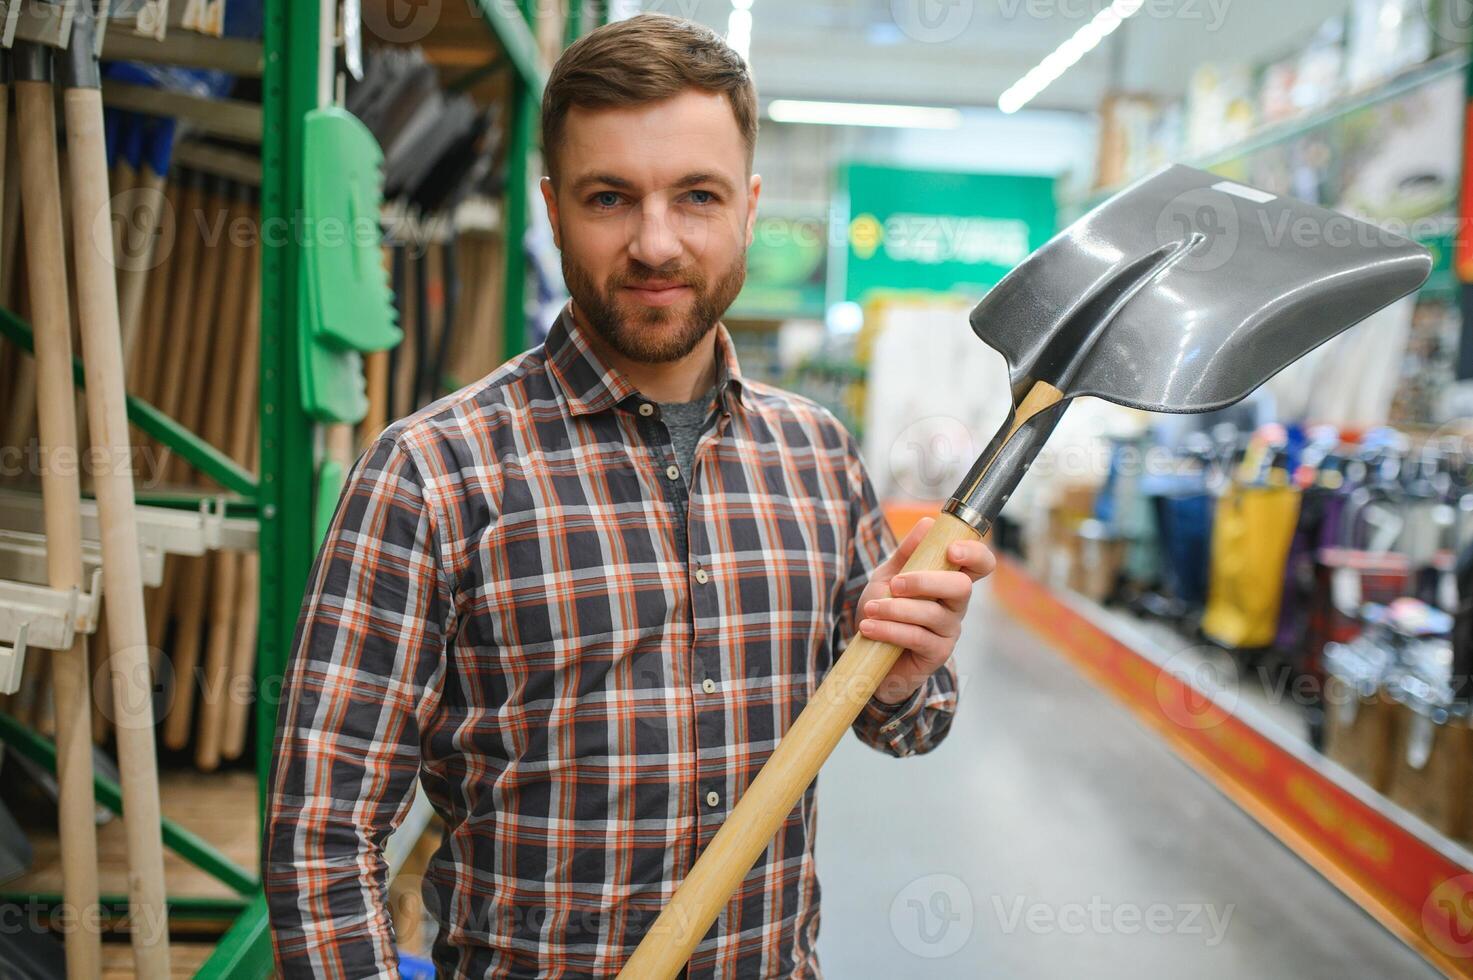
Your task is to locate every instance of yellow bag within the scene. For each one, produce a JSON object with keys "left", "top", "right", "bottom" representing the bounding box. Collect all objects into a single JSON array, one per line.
[{"left": 1201, "top": 481, "right": 1302, "bottom": 649}]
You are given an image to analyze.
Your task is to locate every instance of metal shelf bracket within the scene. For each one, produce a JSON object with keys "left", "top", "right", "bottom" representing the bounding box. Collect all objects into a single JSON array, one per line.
[
  {"left": 0, "top": 566, "right": 105, "bottom": 694},
  {"left": 0, "top": 488, "right": 258, "bottom": 562},
  {"left": 0, "top": 622, "right": 27, "bottom": 696},
  {"left": 0, "top": 527, "right": 166, "bottom": 590}
]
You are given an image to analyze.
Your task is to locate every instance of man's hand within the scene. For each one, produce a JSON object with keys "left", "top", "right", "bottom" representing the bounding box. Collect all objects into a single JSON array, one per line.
[{"left": 854, "top": 516, "right": 996, "bottom": 706}]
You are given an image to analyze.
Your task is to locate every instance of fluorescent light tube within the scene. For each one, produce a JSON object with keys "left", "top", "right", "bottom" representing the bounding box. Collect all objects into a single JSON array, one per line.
[
  {"left": 999, "top": 0, "right": 1144, "bottom": 114},
  {"left": 766, "top": 99, "right": 963, "bottom": 129}
]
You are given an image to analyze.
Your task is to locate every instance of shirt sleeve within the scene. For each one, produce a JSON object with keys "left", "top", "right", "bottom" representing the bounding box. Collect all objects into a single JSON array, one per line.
[
  {"left": 832, "top": 428, "right": 960, "bottom": 759},
  {"left": 263, "top": 435, "right": 451, "bottom": 979}
]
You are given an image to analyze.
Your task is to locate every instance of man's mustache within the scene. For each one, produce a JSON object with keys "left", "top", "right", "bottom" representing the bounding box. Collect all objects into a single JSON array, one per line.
[{"left": 613, "top": 269, "right": 704, "bottom": 289}]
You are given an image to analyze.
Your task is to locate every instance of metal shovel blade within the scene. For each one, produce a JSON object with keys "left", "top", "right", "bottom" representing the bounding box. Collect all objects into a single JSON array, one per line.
[{"left": 971, "top": 164, "right": 1433, "bottom": 413}]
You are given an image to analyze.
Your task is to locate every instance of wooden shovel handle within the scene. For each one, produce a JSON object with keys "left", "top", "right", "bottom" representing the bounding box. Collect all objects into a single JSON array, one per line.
[{"left": 616, "top": 511, "right": 981, "bottom": 978}]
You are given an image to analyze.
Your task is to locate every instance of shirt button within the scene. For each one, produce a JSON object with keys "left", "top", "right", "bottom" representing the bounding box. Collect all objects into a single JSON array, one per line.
[
  {"left": 666, "top": 464, "right": 680, "bottom": 481},
  {"left": 694, "top": 568, "right": 709, "bottom": 584},
  {"left": 638, "top": 403, "right": 654, "bottom": 417},
  {"left": 706, "top": 791, "right": 720, "bottom": 807},
  {"left": 702, "top": 678, "right": 717, "bottom": 694}
]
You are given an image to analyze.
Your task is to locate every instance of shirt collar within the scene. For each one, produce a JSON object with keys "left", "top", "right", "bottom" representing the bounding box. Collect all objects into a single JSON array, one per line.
[{"left": 544, "top": 301, "right": 752, "bottom": 418}]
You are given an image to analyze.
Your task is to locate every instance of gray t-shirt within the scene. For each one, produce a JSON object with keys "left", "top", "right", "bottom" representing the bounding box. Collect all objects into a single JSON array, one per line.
[
  {"left": 656, "top": 384, "right": 717, "bottom": 560},
  {"left": 658, "top": 385, "right": 716, "bottom": 484}
]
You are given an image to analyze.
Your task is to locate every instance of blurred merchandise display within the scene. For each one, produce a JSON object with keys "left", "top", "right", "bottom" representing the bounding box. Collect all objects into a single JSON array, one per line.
[
  {"left": 1086, "top": 9, "right": 1462, "bottom": 201},
  {"left": 1259, "top": 18, "right": 1348, "bottom": 125},
  {"left": 859, "top": 296, "right": 1009, "bottom": 504},
  {"left": 1347, "top": 0, "right": 1432, "bottom": 91},
  {"left": 1019, "top": 411, "right": 1473, "bottom": 846},
  {"left": 1185, "top": 62, "right": 1257, "bottom": 157},
  {"left": 726, "top": 326, "right": 783, "bottom": 385},
  {"left": 1392, "top": 296, "right": 1462, "bottom": 424},
  {"left": 1095, "top": 93, "right": 1179, "bottom": 190}
]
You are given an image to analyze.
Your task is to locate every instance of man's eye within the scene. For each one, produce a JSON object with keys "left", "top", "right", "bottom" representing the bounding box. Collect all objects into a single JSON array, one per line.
[
  {"left": 687, "top": 190, "right": 716, "bottom": 205},
  {"left": 593, "top": 191, "right": 622, "bottom": 208}
]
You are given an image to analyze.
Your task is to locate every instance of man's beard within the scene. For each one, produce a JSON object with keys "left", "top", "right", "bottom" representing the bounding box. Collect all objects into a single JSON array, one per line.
[{"left": 562, "top": 249, "right": 747, "bottom": 364}]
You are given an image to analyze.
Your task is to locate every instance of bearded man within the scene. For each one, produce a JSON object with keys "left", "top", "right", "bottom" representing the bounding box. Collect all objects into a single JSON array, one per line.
[{"left": 264, "top": 13, "right": 991, "bottom": 979}]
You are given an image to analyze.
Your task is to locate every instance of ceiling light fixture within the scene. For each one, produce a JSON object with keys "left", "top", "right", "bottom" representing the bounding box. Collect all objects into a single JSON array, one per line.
[
  {"left": 728, "top": 0, "right": 753, "bottom": 63},
  {"left": 998, "top": 0, "right": 1144, "bottom": 114},
  {"left": 765, "top": 99, "right": 963, "bottom": 129}
]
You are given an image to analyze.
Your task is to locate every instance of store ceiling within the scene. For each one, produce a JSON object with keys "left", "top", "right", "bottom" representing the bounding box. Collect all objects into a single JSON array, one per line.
[
  {"left": 665, "top": 0, "right": 1111, "bottom": 111},
  {"left": 657, "top": 0, "right": 1353, "bottom": 114}
]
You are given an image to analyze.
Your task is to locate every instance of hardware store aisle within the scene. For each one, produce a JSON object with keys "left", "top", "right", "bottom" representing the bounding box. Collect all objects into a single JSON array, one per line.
[{"left": 814, "top": 582, "right": 1434, "bottom": 978}]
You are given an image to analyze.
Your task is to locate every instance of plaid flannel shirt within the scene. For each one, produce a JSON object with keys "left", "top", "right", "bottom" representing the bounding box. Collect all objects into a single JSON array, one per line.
[{"left": 263, "top": 302, "right": 959, "bottom": 979}]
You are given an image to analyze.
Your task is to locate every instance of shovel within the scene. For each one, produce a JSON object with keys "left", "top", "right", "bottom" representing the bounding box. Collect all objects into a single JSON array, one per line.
[{"left": 616, "top": 163, "right": 1432, "bottom": 977}]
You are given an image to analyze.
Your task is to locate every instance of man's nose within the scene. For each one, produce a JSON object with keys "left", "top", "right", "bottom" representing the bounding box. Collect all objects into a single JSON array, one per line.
[{"left": 628, "top": 198, "right": 685, "bottom": 269}]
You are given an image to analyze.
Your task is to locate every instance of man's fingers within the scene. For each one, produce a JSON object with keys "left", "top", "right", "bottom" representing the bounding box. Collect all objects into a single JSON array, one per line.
[
  {"left": 890, "top": 569, "right": 974, "bottom": 609},
  {"left": 946, "top": 540, "right": 996, "bottom": 580},
  {"left": 858, "top": 616, "right": 953, "bottom": 660},
  {"left": 864, "top": 596, "right": 960, "bottom": 639}
]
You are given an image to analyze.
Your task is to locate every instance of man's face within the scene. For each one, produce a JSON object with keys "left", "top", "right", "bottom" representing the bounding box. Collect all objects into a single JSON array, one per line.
[{"left": 540, "top": 88, "right": 761, "bottom": 365}]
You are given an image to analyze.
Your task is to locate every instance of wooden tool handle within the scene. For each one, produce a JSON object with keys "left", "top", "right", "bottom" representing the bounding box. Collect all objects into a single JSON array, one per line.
[
  {"left": 65, "top": 84, "right": 173, "bottom": 977},
  {"left": 616, "top": 511, "right": 981, "bottom": 978},
  {"left": 117, "top": 170, "right": 167, "bottom": 366},
  {"left": 17, "top": 76, "right": 105, "bottom": 980}
]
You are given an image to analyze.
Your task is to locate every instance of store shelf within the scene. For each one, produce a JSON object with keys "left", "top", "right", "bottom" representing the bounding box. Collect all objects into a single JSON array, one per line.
[
  {"left": 1068, "top": 48, "right": 1473, "bottom": 217},
  {"left": 469, "top": 0, "right": 546, "bottom": 97},
  {"left": 993, "top": 556, "right": 1473, "bottom": 978},
  {"left": 0, "top": 309, "right": 258, "bottom": 499},
  {"left": 357, "top": 0, "right": 547, "bottom": 94},
  {"left": 101, "top": 28, "right": 265, "bottom": 75},
  {"left": 0, "top": 527, "right": 164, "bottom": 590},
  {"left": 0, "top": 487, "right": 257, "bottom": 559},
  {"left": 0, "top": 714, "right": 260, "bottom": 898},
  {"left": 101, "top": 79, "right": 264, "bottom": 142}
]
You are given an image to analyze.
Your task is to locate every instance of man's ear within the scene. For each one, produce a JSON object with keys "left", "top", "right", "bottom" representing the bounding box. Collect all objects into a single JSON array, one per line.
[
  {"left": 540, "top": 176, "right": 562, "bottom": 250},
  {"left": 744, "top": 173, "right": 762, "bottom": 248}
]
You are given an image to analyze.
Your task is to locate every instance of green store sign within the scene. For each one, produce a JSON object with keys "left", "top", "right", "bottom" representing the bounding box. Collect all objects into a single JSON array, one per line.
[{"left": 834, "top": 163, "right": 1056, "bottom": 304}]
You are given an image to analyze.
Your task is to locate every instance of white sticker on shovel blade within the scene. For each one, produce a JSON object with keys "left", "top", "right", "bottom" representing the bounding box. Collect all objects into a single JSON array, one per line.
[{"left": 1211, "top": 181, "right": 1277, "bottom": 204}]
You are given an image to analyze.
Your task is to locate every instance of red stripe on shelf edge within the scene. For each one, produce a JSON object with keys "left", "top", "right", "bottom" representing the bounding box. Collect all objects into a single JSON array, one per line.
[
  {"left": 992, "top": 556, "right": 1473, "bottom": 977},
  {"left": 1458, "top": 100, "right": 1473, "bottom": 284}
]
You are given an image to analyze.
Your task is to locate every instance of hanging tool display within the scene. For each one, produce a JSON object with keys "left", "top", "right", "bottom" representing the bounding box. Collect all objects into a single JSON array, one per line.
[
  {"left": 344, "top": 45, "right": 504, "bottom": 433},
  {"left": 618, "top": 164, "right": 1434, "bottom": 977}
]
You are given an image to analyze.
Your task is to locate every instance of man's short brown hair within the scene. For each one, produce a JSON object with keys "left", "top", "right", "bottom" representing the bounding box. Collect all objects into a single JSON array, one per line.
[{"left": 540, "top": 13, "right": 758, "bottom": 186}]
